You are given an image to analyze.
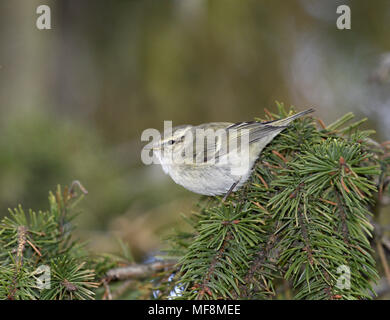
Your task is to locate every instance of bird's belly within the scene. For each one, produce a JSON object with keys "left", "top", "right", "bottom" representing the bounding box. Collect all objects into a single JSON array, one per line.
[{"left": 167, "top": 164, "right": 249, "bottom": 196}]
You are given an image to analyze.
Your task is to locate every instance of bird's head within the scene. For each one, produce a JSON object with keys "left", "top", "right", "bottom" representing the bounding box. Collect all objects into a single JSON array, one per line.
[{"left": 149, "top": 125, "right": 193, "bottom": 166}]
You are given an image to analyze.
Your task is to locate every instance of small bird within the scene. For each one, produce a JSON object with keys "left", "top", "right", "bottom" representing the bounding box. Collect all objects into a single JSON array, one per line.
[{"left": 148, "top": 109, "right": 314, "bottom": 200}]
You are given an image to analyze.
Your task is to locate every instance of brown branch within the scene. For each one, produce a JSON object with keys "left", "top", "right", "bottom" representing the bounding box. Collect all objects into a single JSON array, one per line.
[
  {"left": 373, "top": 278, "right": 390, "bottom": 299},
  {"left": 105, "top": 260, "right": 176, "bottom": 281},
  {"left": 69, "top": 180, "right": 88, "bottom": 197},
  {"left": 334, "top": 191, "right": 350, "bottom": 245},
  {"left": 376, "top": 239, "right": 390, "bottom": 286},
  {"left": 111, "top": 280, "right": 135, "bottom": 300},
  {"left": 238, "top": 232, "right": 278, "bottom": 298},
  {"left": 320, "top": 261, "right": 335, "bottom": 300},
  {"left": 16, "top": 226, "right": 27, "bottom": 269},
  {"left": 198, "top": 232, "right": 233, "bottom": 299},
  {"left": 297, "top": 208, "right": 314, "bottom": 265},
  {"left": 102, "top": 279, "right": 113, "bottom": 300},
  {"left": 7, "top": 226, "right": 28, "bottom": 300},
  {"left": 298, "top": 207, "right": 335, "bottom": 299}
]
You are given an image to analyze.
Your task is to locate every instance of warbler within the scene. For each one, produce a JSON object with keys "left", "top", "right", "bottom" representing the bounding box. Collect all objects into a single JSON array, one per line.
[{"left": 148, "top": 109, "right": 314, "bottom": 200}]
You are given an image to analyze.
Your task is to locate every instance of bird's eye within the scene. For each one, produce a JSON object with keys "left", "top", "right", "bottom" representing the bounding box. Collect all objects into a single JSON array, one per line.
[{"left": 168, "top": 140, "right": 175, "bottom": 145}]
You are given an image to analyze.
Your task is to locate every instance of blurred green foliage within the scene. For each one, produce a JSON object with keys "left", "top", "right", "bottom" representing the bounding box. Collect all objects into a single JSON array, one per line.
[{"left": 0, "top": 109, "right": 130, "bottom": 226}]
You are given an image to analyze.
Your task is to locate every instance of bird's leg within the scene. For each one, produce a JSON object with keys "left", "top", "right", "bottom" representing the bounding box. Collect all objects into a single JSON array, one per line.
[{"left": 222, "top": 180, "right": 240, "bottom": 202}]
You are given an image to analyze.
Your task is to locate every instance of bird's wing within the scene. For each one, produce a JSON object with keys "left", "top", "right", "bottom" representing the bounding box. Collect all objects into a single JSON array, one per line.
[
  {"left": 187, "top": 122, "right": 231, "bottom": 164},
  {"left": 226, "top": 122, "right": 288, "bottom": 144},
  {"left": 185, "top": 110, "right": 314, "bottom": 164},
  {"left": 188, "top": 122, "right": 287, "bottom": 163}
]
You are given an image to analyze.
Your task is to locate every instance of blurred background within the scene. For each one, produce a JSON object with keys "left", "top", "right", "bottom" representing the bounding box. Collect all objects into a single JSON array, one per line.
[{"left": 0, "top": 0, "right": 389, "bottom": 261}]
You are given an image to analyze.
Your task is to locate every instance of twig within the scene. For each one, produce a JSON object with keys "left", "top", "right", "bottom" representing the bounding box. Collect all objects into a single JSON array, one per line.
[
  {"left": 102, "top": 279, "right": 112, "bottom": 300},
  {"left": 16, "top": 226, "right": 27, "bottom": 269},
  {"left": 297, "top": 208, "right": 314, "bottom": 265},
  {"left": 334, "top": 191, "right": 350, "bottom": 245},
  {"left": 376, "top": 239, "right": 390, "bottom": 286},
  {"left": 111, "top": 280, "right": 135, "bottom": 300},
  {"left": 69, "top": 180, "right": 88, "bottom": 197},
  {"left": 106, "top": 260, "right": 176, "bottom": 281},
  {"left": 238, "top": 233, "right": 278, "bottom": 298},
  {"left": 199, "top": 232, "right": 233, "bottom": 298},
  {"left": 7, "top": 226, "right": 27, "bottom": 300},
  {"left": 373, "top": 278, "right": 390, "bottom": 299}
]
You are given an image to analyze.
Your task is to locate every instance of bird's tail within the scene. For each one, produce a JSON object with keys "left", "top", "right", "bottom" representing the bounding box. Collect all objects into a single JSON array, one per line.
[{"left": 270, "top": 108, "right": 315, "bottom": 127}]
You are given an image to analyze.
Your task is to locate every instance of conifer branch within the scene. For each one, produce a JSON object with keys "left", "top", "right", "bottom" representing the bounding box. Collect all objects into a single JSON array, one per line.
[
  {"left": 238, "top": 232, "right": 278, "bottom": 298},
  {"left": 163, "top": 104, "right": 385, "bottom": 300},
  {"left": 1, "top": 104, "right": 389, "bottom": 300},
  {"left": 0, "top": 183, "right": 103, "bottom": 300}
]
